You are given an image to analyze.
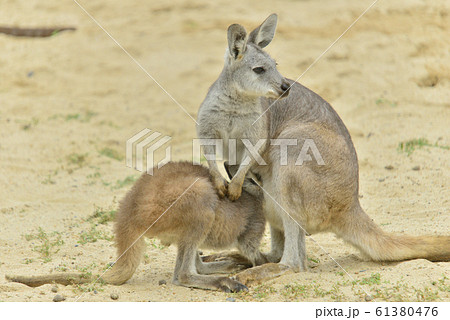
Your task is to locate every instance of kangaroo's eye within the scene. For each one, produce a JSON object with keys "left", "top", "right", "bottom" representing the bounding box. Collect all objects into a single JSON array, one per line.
[{"left": 252, "top": 67, "right": 265, "bottom": 74}]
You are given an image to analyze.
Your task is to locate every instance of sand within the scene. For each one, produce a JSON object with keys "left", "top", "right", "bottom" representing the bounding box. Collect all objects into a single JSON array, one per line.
[{"left": 0, "top": 0, "right": 448, "bottom": 302}]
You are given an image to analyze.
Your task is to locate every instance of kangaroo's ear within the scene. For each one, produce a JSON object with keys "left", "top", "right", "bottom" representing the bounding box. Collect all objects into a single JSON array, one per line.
[
  {"left": 224, "top": 161, "right": 240, "bottom": 180},
  {"left": 227, "top": 24, "right": 248, "bottom": 60},
  {"left": 248, "top": 13, "right": 278, "bottom": 48}
]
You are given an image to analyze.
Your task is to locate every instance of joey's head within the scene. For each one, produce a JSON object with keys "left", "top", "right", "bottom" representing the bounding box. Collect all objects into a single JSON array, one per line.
[{"left": 224, "top": 14, "right": 290, "bottom": 100}]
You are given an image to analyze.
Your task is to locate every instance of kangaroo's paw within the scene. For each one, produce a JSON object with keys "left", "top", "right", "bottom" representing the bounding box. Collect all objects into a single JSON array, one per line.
[
  {"left": 213, "top": 175, "right": 228, "bottom": 198},
  {"left": 233, "top": 263, "right": 293, "bottom": 287},
  {"left": 227, "top": 179, "right": 243, "bottom": 201},
  {"left": 216, "top": 278, "right": 248, "bottom": 293}
]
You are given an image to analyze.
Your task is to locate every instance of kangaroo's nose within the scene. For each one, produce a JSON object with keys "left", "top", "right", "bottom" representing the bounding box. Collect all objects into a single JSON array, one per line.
[{"left": 281, "top": 82, "right": 290, "bottom": 92}]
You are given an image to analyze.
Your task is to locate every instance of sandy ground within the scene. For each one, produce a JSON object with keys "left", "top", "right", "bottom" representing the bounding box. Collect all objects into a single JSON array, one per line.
[{"left": 0, "top": 0, "right": 449, "bottom": 302}]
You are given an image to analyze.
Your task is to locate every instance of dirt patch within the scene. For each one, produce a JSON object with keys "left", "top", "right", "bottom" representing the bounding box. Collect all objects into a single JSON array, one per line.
[{"left": 0, "top": 0, "right": 448, "bottom": 302}]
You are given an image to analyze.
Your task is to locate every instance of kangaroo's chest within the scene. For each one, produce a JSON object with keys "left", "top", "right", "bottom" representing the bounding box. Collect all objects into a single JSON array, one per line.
[{"left": 218, "top": 113, "right": 268, "bottom": 162}]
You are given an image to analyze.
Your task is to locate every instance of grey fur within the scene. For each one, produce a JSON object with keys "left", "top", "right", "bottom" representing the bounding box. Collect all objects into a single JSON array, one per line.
[{"left": 197, "top": 14, "right": 450, "bottom": 274}]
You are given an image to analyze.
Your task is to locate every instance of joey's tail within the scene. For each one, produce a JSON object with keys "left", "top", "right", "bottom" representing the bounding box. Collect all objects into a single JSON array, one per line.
[
  {"left": 6, "top": 228, "right": 146, "bottom": 287},
  {"left": 5, "top": 273, "right": 94, "bottom": 287},
  {"left": 334, "top": 205, "right": 450, "bottom": 262},
  {"left": 101, "top": 226, "right": 146, "bottom": 285}
]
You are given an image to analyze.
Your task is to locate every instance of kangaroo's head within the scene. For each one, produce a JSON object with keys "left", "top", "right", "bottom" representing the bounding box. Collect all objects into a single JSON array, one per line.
[{"left": 224, "top": 14, "right": 290, "bottom": 99}]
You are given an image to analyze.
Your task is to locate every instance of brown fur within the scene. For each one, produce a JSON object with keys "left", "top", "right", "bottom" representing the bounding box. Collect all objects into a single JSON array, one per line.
[{"left": 6, "top": 162, "right": 267, "bottom": 292}]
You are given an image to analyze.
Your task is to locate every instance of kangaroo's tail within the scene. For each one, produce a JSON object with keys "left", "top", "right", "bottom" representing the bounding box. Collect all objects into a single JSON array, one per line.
[
  {"left": 5, "top": 273, "right": 94, "bottom": 287},
  {"left": 6, "top": 236, "right": 146, "bottom": 287},
  {"left": 334, "top": 205, "right": 450, "bottom": 262},
  {"left": 101, "top": 216, "right": 146, "bottom": 285}
]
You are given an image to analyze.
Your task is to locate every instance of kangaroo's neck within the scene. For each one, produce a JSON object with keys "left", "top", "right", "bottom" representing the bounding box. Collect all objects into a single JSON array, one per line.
[{"left": 211, "top": 71, "right": 263, "bottom": 114}]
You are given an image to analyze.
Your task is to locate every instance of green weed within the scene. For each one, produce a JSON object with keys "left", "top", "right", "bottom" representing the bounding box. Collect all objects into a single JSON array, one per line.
[
  {"left": 88, "top": 206, "right": 117, "bottom": 225},
  {"left": 398, "top": 138, "right": 449, "bottom": 156},
  {"left": 67, "top": 153, "right": 88, "bottom": 167},
  {"left": 113, "top": 175, "right": 138, "bottom": 189},
  {"left": 78, "top": 225, "right": 114, "bottom": 244},
  {"left": 24, "top": 227, "right": 64, "bottom": 263},
  {"left": 99, "top": 147, "right": 124, "bottom": 161}
]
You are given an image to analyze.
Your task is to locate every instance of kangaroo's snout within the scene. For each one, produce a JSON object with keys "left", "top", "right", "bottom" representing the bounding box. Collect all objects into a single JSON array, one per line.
[
  {"left": 281, "top": 82, "right": 290, "bottom": 92},
  {"left": 279, "top": 81, "right": 290, "bottom": 97}
]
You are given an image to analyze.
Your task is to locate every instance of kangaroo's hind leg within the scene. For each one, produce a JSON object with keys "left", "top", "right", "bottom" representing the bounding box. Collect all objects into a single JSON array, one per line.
[
  {"left": 266, "top": 225, "right": 284, "bottom": 263},
  {"left": 279, "top": 213, "right": 307, "bottom": 272},
  {"left": 196, "top": 253, "right": 247, "bottom": 274},
  {"left": 173, "top": 242, "right": 248, "bottom": 292}
]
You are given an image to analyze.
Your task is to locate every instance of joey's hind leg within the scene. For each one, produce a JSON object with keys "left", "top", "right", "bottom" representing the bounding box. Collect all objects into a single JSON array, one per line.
[
  {"left": 196, "top": 253, "right": 247, "bottom": 274},
  {"left": 173, "top": 243, "right": 248, "bottom": 293}
]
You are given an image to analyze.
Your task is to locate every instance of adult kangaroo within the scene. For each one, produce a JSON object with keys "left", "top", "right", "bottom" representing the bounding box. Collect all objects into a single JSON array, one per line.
[{"left": 197, "top": 13, "right": 450, "bottom": 273}]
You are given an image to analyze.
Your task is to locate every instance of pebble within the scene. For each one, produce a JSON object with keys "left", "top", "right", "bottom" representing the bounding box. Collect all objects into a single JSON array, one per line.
[
  {"left": 365, "top": 295, "right": 373, "bottom": 302},
  {"left": 412, "top": 166, "right": 420, "bottom": 171},
  {"left": 110, "top": 293, "right": 119, "bottom": 300},
  {"left": 378, "top": 178, "right": 385, "bottom": 182},
  {"left": 51, "top": 286, "right": 58, "bottom": 293},
  {"left": 226, "top": 297, "right": 236, "bottom": 302},
  {"left": 158, "top": 279, "right": 167, "bottom": 286},
  {"left": 53, "top": 294, "right": 65, "bottom": 302}
]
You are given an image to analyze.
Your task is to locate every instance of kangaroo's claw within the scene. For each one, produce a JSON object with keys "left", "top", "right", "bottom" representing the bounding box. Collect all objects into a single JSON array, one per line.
[
  {"left": 218, "top": 278, "right": 248, "bottom": 293},
  {"left": 213, "top": 176, "right": 228, "bottom": 198},
  {"left": 227, "top": 180, "right": 243, "bottom": 201}
]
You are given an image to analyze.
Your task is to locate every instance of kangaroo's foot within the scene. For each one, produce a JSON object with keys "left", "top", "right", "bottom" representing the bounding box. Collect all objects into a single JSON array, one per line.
[
  {"left": 197, "top": 253, "right": 247, "bottom": 274},
  {"left": 233, "top": 263, "right": 292, "bottom": 287},
  {"left": 279, "top": 256, "right": 307, "bottom": 273},
  {"left": 175, "top": 273, "right": 248, "bottom": 293},
  {"left": 201, "top": 251, "right": 253, "bottom": 268}
]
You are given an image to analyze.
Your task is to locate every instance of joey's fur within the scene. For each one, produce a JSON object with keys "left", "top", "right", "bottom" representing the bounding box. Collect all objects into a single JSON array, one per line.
[
  {"left": 197, "top": 14, "right": 450, "bottom": 273},
  {"left": 6, "top": 162, "right": 267, "bottom": 292}
]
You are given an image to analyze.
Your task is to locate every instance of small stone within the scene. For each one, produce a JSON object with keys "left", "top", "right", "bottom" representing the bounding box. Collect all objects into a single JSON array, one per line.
[
  {"left": 110, "top": 293, "right": 119, "bottom": 300},
  {"left": 365, "top": 295, "right": 373, "bottom": 302},
  {"left": 158, "top": 279, "right": 167, "bottom": 286},
  {"left": 226, "top": 297, "right": 236, "bottom": 302},
  {"left": 51, "top": 286, "right": 58, "bottom": 293},
  {"left": 378, "top": 178, "right": 385, "bottom": 182},
  {"left": 53, "top": 294, "right": 65, "bottom": 302},
  {"left": 384, "top": 165, "right": 394, "bottom": 170},
  {"left": 412, "top": 166, "right": 420, "bottom": 171}
]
